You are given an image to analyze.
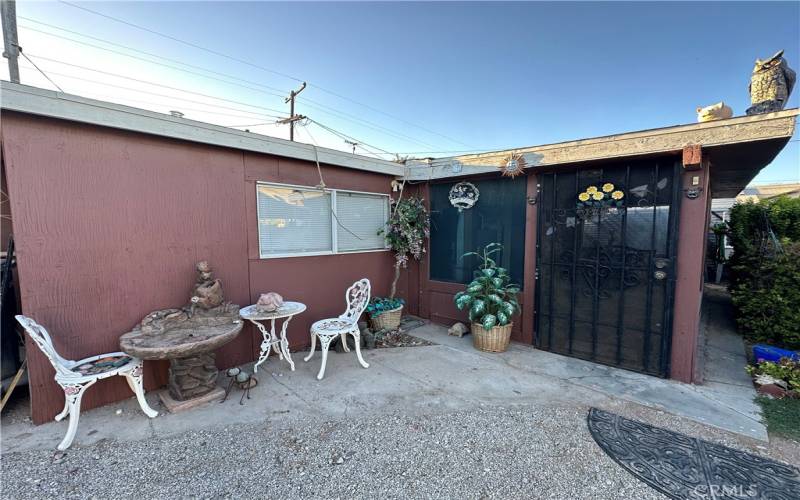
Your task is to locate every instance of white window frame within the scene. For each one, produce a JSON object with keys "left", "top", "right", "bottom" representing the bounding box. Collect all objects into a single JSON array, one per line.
[{"left": 257, "top": 181, "right": 390, "bottom": 259}]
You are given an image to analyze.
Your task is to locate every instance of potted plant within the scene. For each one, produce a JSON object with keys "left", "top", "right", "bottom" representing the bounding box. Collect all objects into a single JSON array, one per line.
[
  {"left": 372, "top": 196, "right": 430, "bottom": 330},
  {"left": 454, "top": 243, "right": 520, "bottom": 352}
]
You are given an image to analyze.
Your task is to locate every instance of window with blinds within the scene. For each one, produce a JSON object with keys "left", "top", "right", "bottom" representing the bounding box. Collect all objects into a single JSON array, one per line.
[
  {"left": 257, "top": 183, "right": 388, "bottom": 258},
  {"left": 335, "top": 192, "right": 388, "bottom": 252}
]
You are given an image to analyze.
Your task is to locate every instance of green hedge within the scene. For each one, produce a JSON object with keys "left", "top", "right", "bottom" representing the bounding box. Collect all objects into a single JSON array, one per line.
[{"left": 728, "top": 196, "right": 800, "bottom": 350}]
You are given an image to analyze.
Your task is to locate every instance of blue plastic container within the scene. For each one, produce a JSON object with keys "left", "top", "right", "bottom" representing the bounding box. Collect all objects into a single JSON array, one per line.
[{"left": 752, "top": 344, "right": 800, "bottom": 363}]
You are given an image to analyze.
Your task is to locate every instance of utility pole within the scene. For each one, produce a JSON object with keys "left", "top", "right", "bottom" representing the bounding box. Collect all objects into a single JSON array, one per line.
[
  {"left": 344, "top": 139, "right": 358, "bottom": 154},
  {"left": 282, "top": 81, "right": 306, "bottom": 141},
  {"left": 1, "top": 0, "right": 20, "bottom": 83}
]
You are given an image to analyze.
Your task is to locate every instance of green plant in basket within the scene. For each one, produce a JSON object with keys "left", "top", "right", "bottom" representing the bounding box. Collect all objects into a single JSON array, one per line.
[
  {"left": 453, "top": 243, "right": 521, "bottom": 330},
  {"left": 366, "top": 297, "right": 405, "bottom": 318}
]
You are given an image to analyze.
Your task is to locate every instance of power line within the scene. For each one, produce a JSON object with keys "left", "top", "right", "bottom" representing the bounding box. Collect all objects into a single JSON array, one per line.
[
  {"left": 18, "top": 23, "right": 289, "bottom": 101},
  {"left": 16, "top": 63, "right": 284, "bottom": 120},
  {"left": 19, "top": 19, "right": 443, "bottom": 150},
  {"left": 55, "top": 1, "right": 468, "bottom": 148},
  {"left": 58, "top": 0, "right": 303, "bottom": 84},
  {"left": 302, "top": 87, "right": 474, "bottom": 149},
  {"left": 19, "top": 17, "right": 291, "bottom": 97},
  {"left": 308, "top": 118, "right": 396, "bottom": 157},
  {"left": 24, "top": 54, "right": 289, "bottom": 116},
  {"left": 15, "top": 46, "right": 63, "bottom": 91},
  {"left": 300, "top": 99, "right": 438, "bottom": 149}
]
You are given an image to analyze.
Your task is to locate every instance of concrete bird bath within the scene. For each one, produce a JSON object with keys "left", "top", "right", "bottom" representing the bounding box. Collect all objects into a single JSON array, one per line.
[{"left": 119, "top": 261, "right": 242, "bottom": 411}]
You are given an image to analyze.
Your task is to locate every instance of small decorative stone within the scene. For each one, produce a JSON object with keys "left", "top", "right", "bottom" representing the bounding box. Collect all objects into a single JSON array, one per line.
[
  {"left": 448, "top": 322, "right": 469, "bottom": 337},
  {"left": 757, "top": 384, "right": 787, "bottom": 398},
  {"left": 256, "top": 292, "right": 284, "bottom": 313}
]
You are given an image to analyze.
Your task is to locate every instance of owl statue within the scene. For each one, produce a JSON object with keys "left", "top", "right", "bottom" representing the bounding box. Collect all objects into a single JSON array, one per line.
[{"left": 746, "top": 50, "right": 796, "bottom": 115}]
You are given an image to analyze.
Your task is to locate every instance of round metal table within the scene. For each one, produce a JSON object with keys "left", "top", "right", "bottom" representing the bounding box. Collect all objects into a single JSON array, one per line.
[{"left": 239, "top": 302, "right": 306, "bottom": 373}]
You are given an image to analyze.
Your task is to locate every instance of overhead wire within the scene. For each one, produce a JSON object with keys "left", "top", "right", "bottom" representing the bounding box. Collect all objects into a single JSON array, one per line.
[
  {"left": 22, "top": 54, "right": 289, "bottom": 116},
  {"left": 14, "top": 46, "right": 63, "bottom": 92},
  {"left": 297, "top": 124, "right": 368, "bottom": 241},
  {"left": 58, "top": 0, "right": 303, "bottom": 84},
  {"left": 19, "top": 17, "right": 291, "bottom": 96},
  {"left": 54, "top": 1, "right": 468, "bottom": 148},
  {"left": 17, "top": 23, "right": 290, "bottom": 102},
  {"left": 20, "top": 18, "right": 443, "bottom": 150},
  {"left": 16, "top": 62, "right": 284, "bottom": 121},
  {"left": 307, "top": 118, "right": 396, "bottom": 157}
]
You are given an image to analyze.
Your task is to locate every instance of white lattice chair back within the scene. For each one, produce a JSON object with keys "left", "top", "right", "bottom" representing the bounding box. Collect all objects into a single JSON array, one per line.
[
  {"left": 338, "top": 278, "right": 371, "bottom": 324},
  {"left": 15, "top": 315, "right": 75, "bottom": 378}
]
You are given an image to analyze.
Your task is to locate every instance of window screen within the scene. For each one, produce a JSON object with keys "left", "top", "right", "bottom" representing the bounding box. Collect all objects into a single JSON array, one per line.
[
  {"left": 429, "top": 177, "right": 527, "bottom": 286},
  {"left": 336, "top": 192, "right": 388, "bottom": 252},
  {"left": 257, "top": 185, "right": 332, "bottom": 257}
]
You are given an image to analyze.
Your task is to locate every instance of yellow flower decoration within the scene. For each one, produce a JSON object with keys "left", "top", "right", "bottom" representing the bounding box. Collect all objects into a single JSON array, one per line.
[
  {"left": 586, "top": 186, "right": 598, "bottom": 194},
  {"left": 602, "top": 183, "right": 615, "bottom": 193},
  {"left": 612, "top": 190, "right": 624, "bottom": 200},
  {"left": 592, "top": 191, "right": 604, "bottom": 201},
  {"left": 578, "top": 192, "right": 591, "bottom": 202}
]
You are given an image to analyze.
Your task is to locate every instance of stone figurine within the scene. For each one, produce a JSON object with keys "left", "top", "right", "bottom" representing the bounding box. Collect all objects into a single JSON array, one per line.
[
  {"left": 747, "top": 50, "right": 796, "bottom": 115},
  {"left": 189, "top": 261, "right": 226, "bottom": 313}
]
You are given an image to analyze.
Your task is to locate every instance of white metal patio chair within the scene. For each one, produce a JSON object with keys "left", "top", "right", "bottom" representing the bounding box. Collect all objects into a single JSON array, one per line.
[
  {"left": 15, "top": 315, "right": 158, "bottom": 450},
  {"left": 304, "top": 278, "right": 371, "bottom": 380}
]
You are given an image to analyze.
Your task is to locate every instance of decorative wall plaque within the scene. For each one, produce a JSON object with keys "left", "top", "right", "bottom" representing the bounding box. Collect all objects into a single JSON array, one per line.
[{"left": 449, "top": 181, "right": 479, "bottom": 211}]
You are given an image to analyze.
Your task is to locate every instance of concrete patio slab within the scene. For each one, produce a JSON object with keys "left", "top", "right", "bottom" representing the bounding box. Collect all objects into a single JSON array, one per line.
[
  {"left": 2, "top": 315, "right": 765, "bottom": 457},
  {"left": 411, "top": 322, "right": 766, "bottom": 441}
]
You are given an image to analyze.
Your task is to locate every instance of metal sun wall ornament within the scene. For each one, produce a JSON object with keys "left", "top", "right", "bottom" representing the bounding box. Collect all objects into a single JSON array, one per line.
[
  {"left": 576, "top": 183, "right": 625, "bottom": 219},
  {"left": 449, "top": 181, "right": 479, "bottom": 211},
  {"left": 499, "top": 153, "right": 526, "bottom": 178}
]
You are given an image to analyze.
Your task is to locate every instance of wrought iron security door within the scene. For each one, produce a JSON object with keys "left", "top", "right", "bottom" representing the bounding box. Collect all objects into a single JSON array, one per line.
[{"left": 535, "top": 160, "right": 681, "bottom": 377}]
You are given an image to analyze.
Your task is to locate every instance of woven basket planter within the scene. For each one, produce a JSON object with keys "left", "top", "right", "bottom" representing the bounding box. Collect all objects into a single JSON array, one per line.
[
  {"left": 471, "top": 322, "right": 513, "bottom": 352},
  {"left": 370, "top": 305, "right": 403, "bottom": 331}
]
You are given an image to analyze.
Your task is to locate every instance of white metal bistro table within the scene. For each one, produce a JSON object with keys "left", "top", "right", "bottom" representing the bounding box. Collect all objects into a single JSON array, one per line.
[{"left": 239, "top": 302, "right": 306, "bottom": 373}]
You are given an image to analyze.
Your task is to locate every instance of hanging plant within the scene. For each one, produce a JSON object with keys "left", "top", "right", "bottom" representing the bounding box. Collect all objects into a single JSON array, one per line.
[
  {"left": 378, "top": 196, "right": 430, "bottom": 300},
  {"left": 577, "top": 183, "right": 625, "bottom": 209}
]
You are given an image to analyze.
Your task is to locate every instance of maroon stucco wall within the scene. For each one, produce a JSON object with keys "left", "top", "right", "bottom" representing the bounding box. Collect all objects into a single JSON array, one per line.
[{"left": 1, "top": 112, "right": 401, "bottom": 423}]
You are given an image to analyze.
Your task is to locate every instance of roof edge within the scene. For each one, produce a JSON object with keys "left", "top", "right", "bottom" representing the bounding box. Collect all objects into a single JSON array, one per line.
[{"left": 408, "top": 108, "right": 798, "bottom": 180}]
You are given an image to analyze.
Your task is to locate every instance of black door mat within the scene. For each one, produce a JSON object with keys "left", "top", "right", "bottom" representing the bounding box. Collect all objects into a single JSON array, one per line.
[{"left": 587, "top": 408, "right": 800, "bottom": 499}]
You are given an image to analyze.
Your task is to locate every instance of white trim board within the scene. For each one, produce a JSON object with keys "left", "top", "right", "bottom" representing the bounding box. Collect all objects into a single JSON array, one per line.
[{"left": 0, "top": 82, "right": 407, "bottom": 177}]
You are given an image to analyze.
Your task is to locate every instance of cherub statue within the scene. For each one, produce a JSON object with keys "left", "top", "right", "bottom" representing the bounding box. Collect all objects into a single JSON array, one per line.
[
  {"left": 746, "top": 50, "right": 796, "bottom": 115},
  {"left": 189, "top": 261, "right": 225, "bottom": 315}
]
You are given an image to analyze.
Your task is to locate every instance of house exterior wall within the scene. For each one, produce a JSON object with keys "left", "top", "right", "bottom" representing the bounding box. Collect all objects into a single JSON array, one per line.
[
  {"left": 1, "top": 112, "right": 403, "bottom": 424},
  {"left": 415, "top": 157, "right": 707, "bottom": 382}
]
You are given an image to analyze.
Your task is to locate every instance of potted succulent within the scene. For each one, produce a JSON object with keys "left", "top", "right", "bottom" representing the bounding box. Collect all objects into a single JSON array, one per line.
[
  {"left": 371, "top": 196, "right": 430, "bottom": 330},
  {"left": 454, "top": 243, "right": 520, "bottom": 352}
]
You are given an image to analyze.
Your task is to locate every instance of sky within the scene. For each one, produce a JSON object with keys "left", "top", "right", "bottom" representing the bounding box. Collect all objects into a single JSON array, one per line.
[{"left": 4, "top": 1, "right": 799, "bottom": 186}]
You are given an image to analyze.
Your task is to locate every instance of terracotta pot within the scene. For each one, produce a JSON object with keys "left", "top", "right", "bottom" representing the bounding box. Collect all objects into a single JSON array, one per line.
[{"left": 471, "top": 322, "right": 513, "bottom": 352}]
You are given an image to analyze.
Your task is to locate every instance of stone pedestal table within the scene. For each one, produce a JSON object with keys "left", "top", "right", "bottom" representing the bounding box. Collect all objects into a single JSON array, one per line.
[{"left": 120, "top": 317, "right": 243, "bottom": 410}]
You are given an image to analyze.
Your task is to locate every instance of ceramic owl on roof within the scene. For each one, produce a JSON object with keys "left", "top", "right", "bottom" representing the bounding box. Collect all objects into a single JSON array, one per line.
[{"left": 746, "top": 50, "right": 796, "bottom": 115}]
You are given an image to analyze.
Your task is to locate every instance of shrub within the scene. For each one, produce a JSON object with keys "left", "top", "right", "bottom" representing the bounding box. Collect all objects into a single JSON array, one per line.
[
  {"left": 746, "top": 357, "right": 800, "bottom": 391},
  {"left": 728, "top": 196, "right": 800, "bottom": 350}
]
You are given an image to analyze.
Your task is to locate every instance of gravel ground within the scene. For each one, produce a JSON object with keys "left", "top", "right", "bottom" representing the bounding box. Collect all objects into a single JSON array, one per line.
[{"left": 1, "top": 404, "right": 665, "bottom": 500}]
